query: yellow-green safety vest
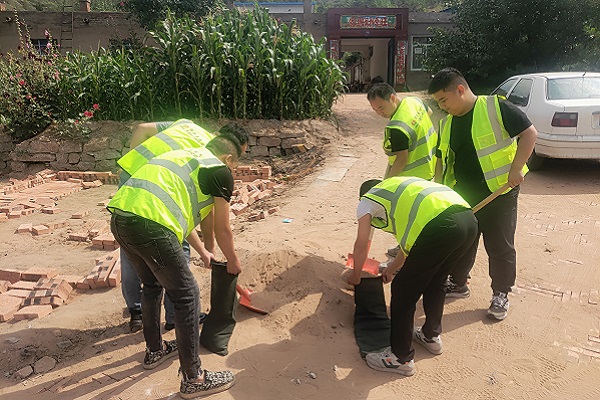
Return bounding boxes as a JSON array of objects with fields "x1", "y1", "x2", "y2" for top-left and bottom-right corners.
[
  {"x1": 363, "y1": 177, "x2": 470, "y2": 256},
  {"x1": 384, "y1": 97, "x2": 437, "y2": 180},
  {"x1": 437, "y1": 96, "x2": 528, "y2": 192},
  {"x1": 108, "y1": 147, "x2": 224, "y2": 243},
  {"x1": 117, "y1": 119, "x2": 215, "y2": 178}
]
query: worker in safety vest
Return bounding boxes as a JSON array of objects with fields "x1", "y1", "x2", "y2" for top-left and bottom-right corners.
[
  {"x1": 428, "y1": 68, "x2": 537, "y2": 320},
  {"x1": 108, "y1": 134, "x2": 243, "y2": 398},
  {"x1": 118, "y1": 120, "x2": 248, "y2": 333},
  {"x1": 367, "y1": 83, "x2": 438, "y2": 259},
  {"x1": 348, "y1": 177, "x2": 477, "y2": 376}
]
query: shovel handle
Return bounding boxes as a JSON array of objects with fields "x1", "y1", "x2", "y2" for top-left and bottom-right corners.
[{"x1": 472, "y1": 183, "x2": 512, "y2": 213}]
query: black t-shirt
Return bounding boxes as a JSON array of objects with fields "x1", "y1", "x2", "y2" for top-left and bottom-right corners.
[
  {"x1": 388, "y1": 105, "x2": 410, "y2": 152},
  {"x1": 198, "y1": 165, "x2": 234, "y2": 202},
  {"x1": 436, "y1": 99, "x2": 532, "y2": 205}
]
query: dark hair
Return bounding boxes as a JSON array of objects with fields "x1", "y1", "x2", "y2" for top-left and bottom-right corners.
[
  {"x1": 359, "y1": 179, "x2": 382, "y2": 198},
  {"x1": 428, "y1": 67, "x2": 469, "y2": 94},
  {"x1": 367, "y1": 83, "x2": 395, "y2": 101},
  {"x1": 206, "y1": 135, "x2": 242, "y2": 158},
  {"x1": 218, "y1": 122, "x2": 249, "y2": 146}
]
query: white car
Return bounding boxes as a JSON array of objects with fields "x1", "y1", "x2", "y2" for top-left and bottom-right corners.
[{"x1": 491, "y1": 72, "x2": 600, "y2": 170}]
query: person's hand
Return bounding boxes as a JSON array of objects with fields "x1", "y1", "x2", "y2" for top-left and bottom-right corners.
[
  {"x1": 227, "y1": 258, "x2": 242, "y2": 275},
  {"x1": 346, "y1": 270, "x2": 361, "y2": 286},
  {"x1": 508, "y1": 168, "x2": 525, "y2": 188},
  {"x1": 200, "y1": 250, "x2": 214, "y2": 269},
  {"x1": 381, "y1": 266, "x2": 396, "y2": 284}
]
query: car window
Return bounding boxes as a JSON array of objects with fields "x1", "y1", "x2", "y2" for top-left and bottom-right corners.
[
  {"x1": 507, "y1": 79, "x2": 533, "y2": 107},
  {"x1": 547, "y1": 77, "x2": 600, "y2": 100},
  {"x1": 491, "y1": 78, "x2": 518, "y2": 97}
]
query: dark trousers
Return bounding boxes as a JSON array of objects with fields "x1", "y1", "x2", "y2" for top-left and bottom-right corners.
[
  {"x1": 111, "y1": 214, "x2": 201, "y2": 380},
  {"x1": 390, "y1": 209, "x2": 478, "y2": 362},
  {"x1": 450, "y1": 187, "x2": 519, "y2": 294}
]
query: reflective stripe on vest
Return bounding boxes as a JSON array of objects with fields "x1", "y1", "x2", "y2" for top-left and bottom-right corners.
[
  {"x1": 438, "y1": 96, "x2": 527, "y2": 192},
  {"x1": 108, "y1": 148, "x2": 223, "y2": 242},
  {"x1": 117, "y1": 120, "x2": 215, "y2": 177},
  {"x1": 363, "y1": 177, "x2": 470, "y2": 255},
  {"x1": 384, "y1": 97, "x2": 437, "y2": 180}
]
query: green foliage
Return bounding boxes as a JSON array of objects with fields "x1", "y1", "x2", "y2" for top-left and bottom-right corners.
[
  {"x1": 4, "y1": 0, "x2": 119, "y2": 11},
  {"x1": 0, "y1": 16, "x2": 60, "y2": 140},
  {"x1": 123, "y1": 0, "x2": 225, "y2": 29},
  {"x1": 313, "y1": 0, "x2": 447, "y2": 12},
  {"x1": 426, "y1": 0, "x2": 600, "y2": 91}
]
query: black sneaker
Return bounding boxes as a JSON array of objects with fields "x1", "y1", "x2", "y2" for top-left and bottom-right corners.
[
  {"x1": 129, "y1": 312, "x2": 142, "y2": 333},
  {"x1": 445, "y1": 278, "x2": 470, "y2": 298},
  {"x1": 180, "y1": 369, "x2": 235, "y2": 399},
  {"x1": 143, "y1": 340, "x2": 178, "y2": 370},
  {"x1": 164, "y1": 322, "x2": 175, "y2": 331},
  {"x1": 487, "y1": 291, "x2": 509, "y2": 320}
]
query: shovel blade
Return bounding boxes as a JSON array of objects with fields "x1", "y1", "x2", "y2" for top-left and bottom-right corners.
[
  {"x1": 236, "y1": 285, "x2": 269, "y2": 315},
  {"x1": 346, "y1": 253, "x2": 381, "y2": 276}
]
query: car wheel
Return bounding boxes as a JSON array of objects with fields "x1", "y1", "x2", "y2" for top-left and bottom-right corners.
[{"x1": 527, "y1": 150, "x2": 545, "y2": 171}]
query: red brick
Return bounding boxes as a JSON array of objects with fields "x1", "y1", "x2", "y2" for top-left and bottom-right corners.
[
  {"x1": 108, "y1": 260, "x2": 121, "y2": 287},
  {"x1": 9, "y1": 281, "x2": 36, "y2": 291},
  {"x1": 71, "y1": 210, "x2": 89, "y2": 219},
  {"x1": 22, "y1": 296, "x2": 64, "y2": 308},
  {"x1": 13, "y1": 305, "x2": 53, "y2": 321},
  {"x1": 0, "y1": 205, "x2": 23, "y2": 213},
  {"x1": 19, "y1": 201, "x2": 42, "y2": 210},
  {"x1": 66, "y1": 178, "x2": 83, "y2": 184},
  {"x1": 258, "y1": 190, "x2": 272, "y2": 200},
  {"x1": 0, "y1": 269, "x2": 22, "y2": 283},
  {"x1": 32, "y1": 225, "x2": 50, "y2": 235},
  {"x1": 75, "y1": 278, "x2": 90, "y2": 290},
  {"x1": 35, "y1": 197, "x2": 56, "y2": 207},
  {"x1": 0, "y1": 214, "x2": 7, "y2": 221},
  {"x1": 55, "y1": 275, "x2": 83, "y2": 288},
  {"x1": 230, "y1": 203, "x2": 248, "y2": 216},
  {"x1": 5, "y1": 289, "x2": 32, "y2": 299},
  {"x1": 21, "y1": 268, "x2": 58, "y2": 281},
  {"x1": 0, "y1": 294, "x2": 23, "y2": 322},
  {"x1": 8, "y1": 211, "x2": 21, "y2": 219},
  {"x1": 42, "y1": 207, "x2": 61, "y2": 214},
  {"x1": 16, "y1": 223, "x2": 33, "y2": 234},
  {"x1": 21, "y1": 208, "x2": 34, "y2": 216},
  {"x1": 268, "y1": 206, "x2": 280, "y2": 215},
  {"x1": 0, "y1": 280, "x2": 10, "y2": 293},
  {"x1": 33, "y1": 279, "x2": 73, "y2": 299}
]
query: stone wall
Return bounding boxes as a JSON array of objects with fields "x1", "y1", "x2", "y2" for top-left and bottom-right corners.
[{"x1": 1, "y1": 119, "x2": 337, "y2": 177}]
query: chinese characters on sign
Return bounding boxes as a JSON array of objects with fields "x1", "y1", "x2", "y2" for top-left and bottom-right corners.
[
  {"x1": 329, "y1": 39, "x2": 340, "y2": 60},
  {"x1": 396, "y1": 40, "x2": 407, "y2": 84},
  {"x1": 340, "y1": 15, "x2": 397, "y2": 30}
]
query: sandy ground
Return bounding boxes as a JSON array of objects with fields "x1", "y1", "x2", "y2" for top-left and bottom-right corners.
[{"x1": 1, "y1": 93, "x2": 600, "y2": 400}]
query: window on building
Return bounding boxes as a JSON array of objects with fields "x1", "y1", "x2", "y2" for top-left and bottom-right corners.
[
  {"x1": 31, "y1": 38, "x2": 57, "y2": 55},
  {"x1": 411, "y1": 36, "x2": 433, "y2": 71}
]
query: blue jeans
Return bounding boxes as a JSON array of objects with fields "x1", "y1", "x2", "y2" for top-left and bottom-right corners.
[
  {"x1": 121, "y1": 241, "x2": 190, "y2": 324},
  {"x1": 111, "y1": 214, "x2": 201, "y2": 379}
]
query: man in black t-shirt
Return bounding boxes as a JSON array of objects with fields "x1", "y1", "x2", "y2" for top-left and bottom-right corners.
[{"x1": 428, "y1": 68, "x2": 537, "y2": 321}]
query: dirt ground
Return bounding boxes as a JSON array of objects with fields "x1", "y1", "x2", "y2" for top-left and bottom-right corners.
[{"x1": 1, "y1": 93, "x2": 600, "y2": 400}]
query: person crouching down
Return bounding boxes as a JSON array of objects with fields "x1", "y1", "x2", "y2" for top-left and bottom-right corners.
[
  {"x1": 107, "y1": 134, "x2": 243, "y2": 398},
  {"x1": 347, "y1": 177, "x2": 478, "y2": 376}
]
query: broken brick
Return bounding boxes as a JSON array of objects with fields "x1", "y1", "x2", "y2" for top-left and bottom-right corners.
[
  {"x1": 0, "y1": 294, "x2": 23, "y2": 322},
  {"x1": 13, "y1": 305, "x2": 53, "y2": 321},
  {"x1": 21, "y1": 267, "x2": 58, "y2": 281},
  {"x1": 71, "y1": 210, "x2": 89, "y2": 219},
  {"x1": 32, "y1": 225, "x2": 50, "y2": 235},
  {"x1": 16, "y1": 223, "x2": 33, "y2": 234}
]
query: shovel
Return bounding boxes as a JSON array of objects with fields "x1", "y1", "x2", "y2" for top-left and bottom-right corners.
[
  {"x1": 345, "y1": 227, "x2": 382, "y2": 276},
  {"x1": 236, "y1": 285, "x2": 269, "y2": 315},
  {"x1": 472, "y1": 183, "x2": 512, "y2": 213}
]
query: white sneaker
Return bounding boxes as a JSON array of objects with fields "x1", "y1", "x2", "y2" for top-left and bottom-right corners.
[
  {"x1": 413, "y1": 326, "x2": 443, "y2": 355},
  {"x1": 365, "y1": 347, "x2": 415, "y2": 376}
]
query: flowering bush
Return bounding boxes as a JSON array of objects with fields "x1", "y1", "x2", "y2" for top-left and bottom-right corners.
[
  {"x1": 0, "y1": 15, "x2": 61, "y2": 141},
  {"x1": 55, "y1": 104, "x2": 100, "y2": 141}
]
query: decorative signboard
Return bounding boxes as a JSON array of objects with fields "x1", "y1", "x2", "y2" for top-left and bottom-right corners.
[{"x1": 340, "y1": 15, "x2": 397, "y2": 29}]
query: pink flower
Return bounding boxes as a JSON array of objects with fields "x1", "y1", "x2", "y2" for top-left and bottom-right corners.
[
  {"x1": 18, "y1": 80, "x2": 25, "y2": 86},
  {"x1": 120, "y1": 2, "x2": 125, "y2": 6},
  {"x1": 26, "y1": 94, "x2": 31, "y2": 99},
  {"x1": 92, "y1": 103, "x2": 100, "y2": 110},
  {"x1": 46, "y1": 42, "x2": 52, "y2": 49},
  {"x1": 45, "y1": 30, "x2": 50, "y2": 39},
  {"x1": 74, "y1": 120, "x2": 79, "y2": 125},
  {"x1": 84, "y1": 110, "x2": 93, "y2": 118}
]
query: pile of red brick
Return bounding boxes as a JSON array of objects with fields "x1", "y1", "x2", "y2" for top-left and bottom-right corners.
[
  {"x1": 76, "y1": 249, "x2": 121, "y2": 290},
  {"x1": 66, "y1": 218, "x2": 119, "y2": 250},
  {"x1": 0, "y1": 268, "x2": 75, "y2": 322},
  {"x1": 229, "y1": 165, "x2": 280, "y2": 219},
  {"x1": 56, "y1": 170, "x2": 119, "y2": 185}
]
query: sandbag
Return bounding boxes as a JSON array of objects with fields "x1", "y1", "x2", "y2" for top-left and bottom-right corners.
[
  {"x1": 354, "y1": 276, "x2": 391, "y2": 358},
  {"x1": 200, "y1": 260, "x2": 238, "y2": 356}
]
